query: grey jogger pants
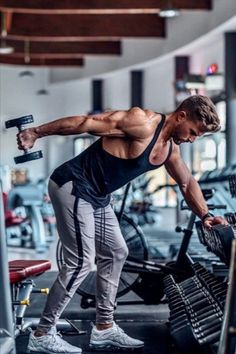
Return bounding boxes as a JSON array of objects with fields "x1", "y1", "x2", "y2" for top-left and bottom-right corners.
[{"x1": 38, "y1": 180, "x2": 128, "y2": 331}]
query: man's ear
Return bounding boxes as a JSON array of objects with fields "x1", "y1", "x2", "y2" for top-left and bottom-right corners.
[{"x1": 177, "y1": 110, "x2": 187, "y2": 122}]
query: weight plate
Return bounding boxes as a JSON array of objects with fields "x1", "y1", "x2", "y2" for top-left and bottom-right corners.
[
  {"x1": 14, "y1": 150, "x2": 43, "y2": 164},
  {"x1": 5, "y1": 115, "x2": 34, "y2": 129}
]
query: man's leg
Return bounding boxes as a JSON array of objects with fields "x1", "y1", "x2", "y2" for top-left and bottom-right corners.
[
  {"x1": 89, "y1": 204, "x2": 144, "y2": 350},
  {"x1": 28, "y1": 180, "x2": 96, "y2": 353}
]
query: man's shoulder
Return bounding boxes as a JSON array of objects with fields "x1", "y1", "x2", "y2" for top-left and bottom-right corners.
[{"x1": 128, "y1": 107, "x2": 159, "y2": 121}]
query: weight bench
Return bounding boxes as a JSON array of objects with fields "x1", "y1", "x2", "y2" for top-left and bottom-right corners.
[
  {"x1": 9, "y1": 260, "x2": 51, "y2": 334},
  {"x1": 9, "y1": 260, "x2": 51, "y2": 283},
  {"x1": 9, "y1": 259, "x2": 85, "y2": 336}
]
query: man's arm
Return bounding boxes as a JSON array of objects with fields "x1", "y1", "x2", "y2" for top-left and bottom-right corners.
[
  {"x1": 17, "y1": 108, "x2": 154, "y2": 151},
  {"x1": 164, "y1": 143, "x2": 228, "y2": 227}
]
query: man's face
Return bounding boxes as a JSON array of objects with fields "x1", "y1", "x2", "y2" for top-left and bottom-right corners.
[{"x1": 172, "y1": 114, "x2": 205, "y2": 145}]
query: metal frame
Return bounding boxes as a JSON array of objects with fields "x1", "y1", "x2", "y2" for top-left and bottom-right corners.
[
  {"x1": 0, "y1": 181, "x2": 16, "y2": 354},
  {"x1": 218, "y1": 239, "x2": 236, "y2": 354}
]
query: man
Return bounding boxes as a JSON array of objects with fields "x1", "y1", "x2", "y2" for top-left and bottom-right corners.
[{"x1": 17, "y1": 95, "x2": 227, "y2": 353}]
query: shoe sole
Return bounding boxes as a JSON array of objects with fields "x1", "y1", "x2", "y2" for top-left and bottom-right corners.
[
  {"x1": 27, "y1": 347, "x2": 82, "y2": 354},
  {"x1": 89, "y1": 343, "x2": 144, "y2": 351}
]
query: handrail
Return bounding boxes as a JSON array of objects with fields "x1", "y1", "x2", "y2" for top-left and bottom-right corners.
[{"x1": 217, "y1": 239, "x2": 236, "y2": 354}]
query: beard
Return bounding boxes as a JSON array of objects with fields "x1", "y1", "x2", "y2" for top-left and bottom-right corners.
[
  {"x1": 173, "y1": 138, "x2": 181, "y2": 145},
  {"x1": 172, "y1": 131, "x2": 182, "y2": 145},
  {"x1": 172, "y1": 126, "x2": 187, "y2": 145}
]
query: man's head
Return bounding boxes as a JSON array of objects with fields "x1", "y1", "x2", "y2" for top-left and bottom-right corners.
[
  {"x1": 175, "y1": 95, "x2": 221, "y2": 132},
  {"x1": 171, "y1": 95, "x2": 221, "y2": 145}
]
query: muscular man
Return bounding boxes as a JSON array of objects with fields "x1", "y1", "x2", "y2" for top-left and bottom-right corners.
[{"x1": 18, "y1": 95, "x2": 227, "y2": 353}]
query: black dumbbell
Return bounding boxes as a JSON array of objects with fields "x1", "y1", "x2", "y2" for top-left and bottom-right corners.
[{"x1": 5, "y1": 115, "x2": 43, "y2": 164}]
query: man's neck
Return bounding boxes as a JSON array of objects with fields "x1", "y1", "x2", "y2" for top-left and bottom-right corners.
[{"x1": 160, "y1": 113, "x2": 175, "y2": 143}]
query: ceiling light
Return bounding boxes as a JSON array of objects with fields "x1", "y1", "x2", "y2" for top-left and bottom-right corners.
[
  {"x1": 0, "y1": 12, "x2": 14, "y2": 54},
  {"x1": 159, "y1": 0, "x2": 180, "y2": 18},
  {"x1": 0, "y1": 43, "x2": 14, "y2": 54},
  {"x1": 18, "y1": 40, "x2": 34, "y2": 77},
  {"x1": 159, "y1": 7, "x2": 180, "y2": 18}
]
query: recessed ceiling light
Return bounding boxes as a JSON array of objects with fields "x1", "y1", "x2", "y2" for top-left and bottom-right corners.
[
  {"x1": 0, "y1": 44, "x2": 14, "y2": 54},
  {"x1": 159, "y1": 8, "x2": 180, "y2": 18}
]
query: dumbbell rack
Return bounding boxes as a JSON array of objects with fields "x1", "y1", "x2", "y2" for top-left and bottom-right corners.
[{"x1": 164, "y1": 221, "x2": 236, "y2": 353}]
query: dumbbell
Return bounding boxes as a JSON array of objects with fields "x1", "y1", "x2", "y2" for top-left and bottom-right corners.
[
  {"x1": 229, "y1": 174, "x2": 236, "y2": 198},
  {"x1": 5, "y1": 115, "x2": 43, "y2": 164}
]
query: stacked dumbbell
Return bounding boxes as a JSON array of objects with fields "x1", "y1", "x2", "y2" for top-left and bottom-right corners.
[
  {"x1": 164, "y1": 275, "x2": 200, "y2": 353},
  {"x1": 224, "y1": 212, "x2": 236, "y2": 227},
  {"x1": 229, "y1": 174, "x2": 236, "y2": 198},
  {"x1": 195, "y1": 221, "x2": 235, "y2": 266},
  {"x1": 5, "y1": 115, "x2": 43, "y2": 164},
  {"x1": 192, "y1": 263, "x2": 228, "y2": 307},
  {"x1": 164, "y1": 269, "x2": 227, "y2": 353}
]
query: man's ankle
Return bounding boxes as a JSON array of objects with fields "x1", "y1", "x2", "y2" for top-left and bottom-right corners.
[
  {"x1": 96, "y1": 323, "x2": 113, "y2": 331},
  {"x1": 34, "y1": 329, "x2": 48, "y2": 337}
]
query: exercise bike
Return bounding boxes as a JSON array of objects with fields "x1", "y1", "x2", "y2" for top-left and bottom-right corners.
[{"x1": 56, "y1": 183, "x2": 226, "y2": 307}]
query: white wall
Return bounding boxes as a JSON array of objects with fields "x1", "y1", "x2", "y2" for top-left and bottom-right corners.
[
  {"x1": 104, "y1": 71, "x2": 130, "y2": 110},
  {"x1": 46, "y1": 79, "x2": 91, "y2": 173},
  {"x1": 144, "y1": 58, "x2": 175, "y2": 112}
]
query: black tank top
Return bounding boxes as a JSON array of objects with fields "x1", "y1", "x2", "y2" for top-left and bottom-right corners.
[{"x1": 51, "y1": 114, "x2": 172, "y2": 208}]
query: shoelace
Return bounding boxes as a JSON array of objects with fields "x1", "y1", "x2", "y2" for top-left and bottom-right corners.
[
  {"x1": 113, "y1": 325, "x2": 127, "y2": 339},
  {"x1": 47, "y1": 332, "x2": 65, "y2": 350}
]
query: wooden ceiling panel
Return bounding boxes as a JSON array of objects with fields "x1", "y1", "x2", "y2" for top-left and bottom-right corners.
[
  {"x1": 0, "y1": 56, "x2": 84, "y2": 66},
  {"x1": 0, "y1": 1, "x2": 213, "y2": 66},
  {"x1": 4, "y1": 14, "x2": 165, "y2": 40},
  {"x1": 0, "y1": 0, "x2": 212, "y2": 14},
  {"x1": 3, "y1": 40, "x2": 121, "y2": 55}
]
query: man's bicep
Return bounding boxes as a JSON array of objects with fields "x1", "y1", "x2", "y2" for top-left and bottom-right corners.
[{"x1": 165, "y1": 146, "x2": 191, "y2": 186}]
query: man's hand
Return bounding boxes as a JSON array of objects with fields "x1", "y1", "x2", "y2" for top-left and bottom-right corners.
[
  {"x1": 17, "y1": 128, "x2": 38, "y2": 150},
  {"x1": 203, "y1": 215, "x2": 229, "y2": 229}
]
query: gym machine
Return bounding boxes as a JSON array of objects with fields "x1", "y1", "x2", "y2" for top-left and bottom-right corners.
[
  {"x1": 199, "y1": 165, "x2": 236, "y2": 213},
  {"x1": 7, "y1": 184, "x2": 47, "y2": 252}
]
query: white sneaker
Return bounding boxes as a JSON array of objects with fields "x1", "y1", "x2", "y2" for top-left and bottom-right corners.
[
  {"x1": 89, "y1": 322, "x2": 144, "y2": 351},
  {"x1": 27, "y1": 328, "x2": 82, "y2": 353}
]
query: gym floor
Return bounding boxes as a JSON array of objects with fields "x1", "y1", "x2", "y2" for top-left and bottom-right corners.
[{"x1": 16, "y1": 271, "x2": 173, "y2": 354}]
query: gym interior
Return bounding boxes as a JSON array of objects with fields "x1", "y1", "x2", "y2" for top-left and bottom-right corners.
[{"x1": 0, "y1": 1, "x2": 236, "y2": 353}]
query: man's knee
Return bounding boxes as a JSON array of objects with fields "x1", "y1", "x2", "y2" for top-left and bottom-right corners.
[
  {"x1": 114, "y1": 243, "x2": 129, "y2": 262},
  {"x1": 83, "y1": 257, "x2": 96, "y2": 272},
  {"x1": 62, "y1": 256, "x2": 95, "y2": 274}
]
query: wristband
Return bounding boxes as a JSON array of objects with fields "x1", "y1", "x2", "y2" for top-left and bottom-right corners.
[{"x1": 201, "y1": 212, "x2": 214, "y2": 223}]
